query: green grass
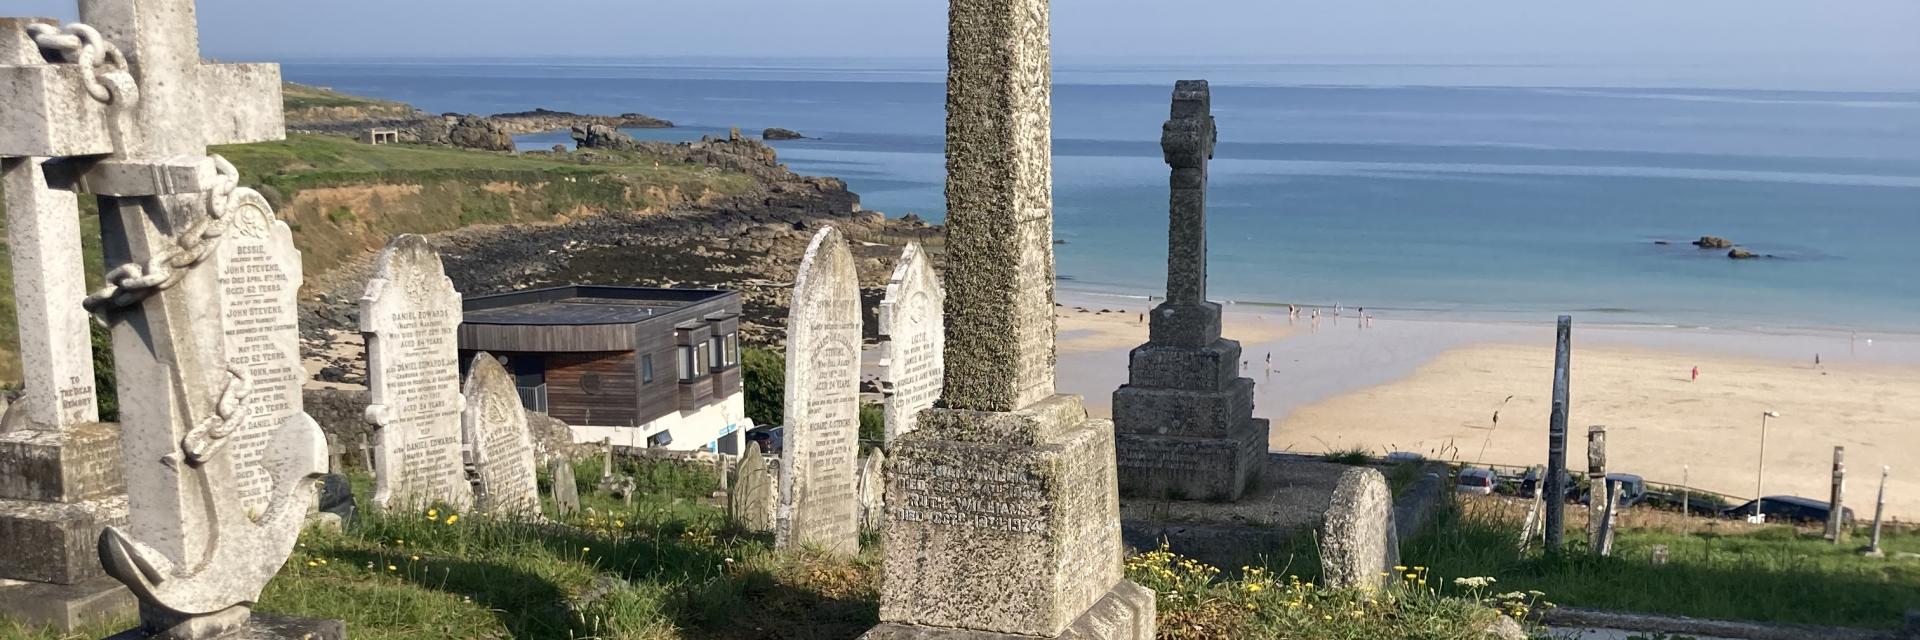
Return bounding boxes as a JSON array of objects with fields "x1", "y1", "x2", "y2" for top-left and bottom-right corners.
[
  {"x1": 1402, "y1": 497, "x2": 1920, "y2": 630},
  {"x1": 1322, "y1": 447, "x2": 1373, "y2": 466}
]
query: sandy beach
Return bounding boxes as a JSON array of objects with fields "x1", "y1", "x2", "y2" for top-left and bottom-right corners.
[{"x1": 1056, "y1": 293, "x2": 1920, "y2": 519}]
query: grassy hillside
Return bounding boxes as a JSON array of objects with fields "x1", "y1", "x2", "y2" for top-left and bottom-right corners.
[{"x1": 0, "y1": 129, "x2": 758, "y2": 384}]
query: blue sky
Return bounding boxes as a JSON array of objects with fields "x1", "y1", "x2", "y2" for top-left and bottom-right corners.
[{"x1": 12, "y1": 0, "x2": 1917, "y2": 67}]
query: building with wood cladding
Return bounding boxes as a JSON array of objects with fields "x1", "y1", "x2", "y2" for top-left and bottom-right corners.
[{"x1": 458, "y1": 286, "x2": 749, "y2": 454}]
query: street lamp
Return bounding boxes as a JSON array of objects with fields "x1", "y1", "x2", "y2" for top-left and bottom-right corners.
[{"x1": 1754, "y1": 411, "x2": 1781, "y2": 521}]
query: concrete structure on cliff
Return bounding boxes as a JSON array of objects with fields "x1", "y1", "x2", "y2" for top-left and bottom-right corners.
[
  {"x1": 862, "y1": 0, "x2": 1155, "y2": 636},
  {"x1": 1111, "y1": 80, "x2": 1270, "y2": 503}
]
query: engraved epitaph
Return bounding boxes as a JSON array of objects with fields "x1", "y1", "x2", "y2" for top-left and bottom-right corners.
[
  {"x1": 215, "y1": 192, "x2": 306, "y2": 516},
  {"x1": 776, "y1": 227, "x2": 861, "y2": 555},
  {"x1": 1111, "y1": 81, "x2": 1268, "y2": 502},
  {"x1": 877, "y1": 242, "x2": 944, "y2": 442},
  {"x1": 462, "y1": 354, "x2": 540, "y2": 517},
  {"x1": 362, "y1": 235, "x2": 472, "y2": 510},
  {"x1": 865, "y1": 0, "x2": 1154, "y2": 636}
]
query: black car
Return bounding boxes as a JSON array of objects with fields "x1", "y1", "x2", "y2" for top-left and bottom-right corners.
[
  {"x1": 1519, "y1": 466, "x2": 1581, "y2": 500},
  {"x1": 1722, "y1": 495, "x2": 1854, "y2": 525}
]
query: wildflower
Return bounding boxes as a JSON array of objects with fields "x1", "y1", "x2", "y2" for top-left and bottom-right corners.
[
  {"x1": 307, "y1": 561, "x2": 318, "y2": 567},
  {"x1": 317, "y1": 559, "x2": 328, "y2": 566},
  {"x1": 581, "y1": 546, "x2": 591, "y2": 553},
  {"x1": 395, "y1": 539, "x2": 405, "y2": 546},
  {"x1": 1453, "y1": 576, "x2": 1495, "y2": 588},
  {"x1": 428, "y1": 508, "x2": 439, "y2": 518},
  {"x1": 1527, "y1": 590, "x2": 1545, "y2": 597},
  {"x1": 724, "y1": 557, "x2": 735, "y2": 564},
  {"x1": 386, "y1": 565, "x2": 397, "y2": 572},
  {"x1": 1244, "y1": 583, "x2": 1263, "y2": 593},
  {"x1": 410, "y1": 555, "x2": 421, "y2": 562},
  {"x1": 446, "y1": 514, "x2": 458, "y2": 524},
  {"x1": 1393, "y1": 565, "x2": 1408, "y2": 572}
]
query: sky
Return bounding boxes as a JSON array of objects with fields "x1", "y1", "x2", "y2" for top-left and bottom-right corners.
[{"x1": 11, "y1": 0, "x2": 1917, "y2": 70}]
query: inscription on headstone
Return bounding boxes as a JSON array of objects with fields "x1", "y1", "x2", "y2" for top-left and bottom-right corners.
[
  {"x1": 878, "y1": 242, "x2": 944, "y2": 442},
  {"x1": 463, "y1": 353, "x2": 540, "y2": 516},
  {"x1": 776, "y1": 227, "x2": 862, "y2": 555},
  {"x1": 215, "y1": 191, "x2": 306, "y2": 515},
  {"x1": 361, "y1": 234, "x2": 471, "y2": 510}
]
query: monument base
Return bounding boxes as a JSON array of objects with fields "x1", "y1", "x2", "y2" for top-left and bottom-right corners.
[
  {"x1": 0, "y1": 575, "x2": 136, "y2": 632},
  {"x1": 1114, "y1": 418, "x2": 1267, "y2": 502},
  {"x1": 105, "y1": 612, "x2": 347, "y2": 640},
  {"x1": 0, "y1": 495, "x2": 129, "y2": 583},
  {"x1": 1120, "y1": 454, "x2": 1416, "y2": 580},
  {"x1": 862, "y1": 580, "x2": 1155, "y2": 640}
]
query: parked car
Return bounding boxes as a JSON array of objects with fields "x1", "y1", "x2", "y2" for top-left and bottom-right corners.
[
  {"x1": 1580, "y1": 473, "x2": 1648, "y2": 508},
  {"x1": 1722, "y1": 495, "x2": 1854, "y2": 525},
  {"x1": 1385, "y1": 451, "x2": 1425, "y2": 464},
  {"x1": 745, "y1": 426, "x2": 784, "y2": 454},
  {"x1": 1518, "y1": 466, "x2": 1580, "y2": 501},
  {"x1": 1455, "y1": 468, "x2": 1496, "y2": 495}
]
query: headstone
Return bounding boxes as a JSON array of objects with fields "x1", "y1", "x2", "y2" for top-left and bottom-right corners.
[
  {"x1": 1111, "y1": 80, "x2": 1268, "y2": 502},
  {"x1": 462, "y1": 354, "x2": 540, "y2": 517},
  {"x1": 1587, "y1": 426, "x2": 1608, "y2": 554},
  {"x1": 361, "y1": 234, "x2": 472, "y2": 510},
  {"x1": 315, "y1": 474, "x2": 356, "y2": 529},
  {"x1": 1649, "y1": 544, "x2": 1669, "y2": 566},
  {"x1": 548, "y1": 458, "x2": 580, "y2": 518},
  {"x1": 5, "y1": 2, "x2": 337, "y2": 635},
  {"x1": 728, "y1": 446, "x2": 775, "y2": 532},
  {"x1": 1545, "y1": 316, "x2": 1573, "y2": 554},
  {"x1": 1319, "y1": 467, "x2": 1397, "y2": 592},
  {"x1": 877, "y1": 242, "x2": 944, "y2": 442},
  {"x1": 776, "y1": 226, "x2": 862, "y2": 555},
  {"x1": 864, "y1": 0, "x2": 1155, "y2": 635},
  {"x1": 856, "y1": 447, "x2": 887, "y2": 530},
  {"x1": 356, "y1": 433, "x2": 374, "y2": 471}
]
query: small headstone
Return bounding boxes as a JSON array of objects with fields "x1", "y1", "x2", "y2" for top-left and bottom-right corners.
[
  {"x1": 1319, "y1": 467, "x2": 1398, "y2": 592},
  {"x1": 327, "y1": 442, "x2": 344, "y2": 474},
  {"x1": 315, "y1": 474, "x2": 357, "y2": 528},
  {"x1": 729, "y1": 447, "x2": 775, "y2": 532},
  {"x1": 857, "y1": 447, "x2": 887, "y2": 530},
  {"x1": 548, "y1": 459, "x2": 580, "y2": 518},
  {"x1": 361, "y1": 235, "x2": 472, "y2": 510},
  {"x1": 462, "y1": 354, "x2": 540, "y2": 517},
  {"x1": 877, "y1": 242, "x2": 945, "y2": 442},
  {"x1": 356, "y1": 433, "x2": 374, "y2": 471},
  {"x1": 1650, "y1": 544, "x2": 1670, "y2": 566},
  {"x1": 776, "y1": 227, "x2": 862, "y2": 555}
]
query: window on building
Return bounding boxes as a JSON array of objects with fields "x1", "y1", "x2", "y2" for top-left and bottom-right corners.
[
  {"x1": 641, "y1": 354, "x2": 654, "y2": 384},
  {"x1": 678, "y1": 345, "x2": 696, "y2": 381},
  {"x1": 725, "y1": 333, "x2": 739, "y2": 366},
  {"x1": 709, "y1": 336, "x2": 724, "y2": 369}
]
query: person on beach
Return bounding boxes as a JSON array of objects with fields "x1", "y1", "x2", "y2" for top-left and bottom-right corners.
[
  {"x1": 1691, "y1": 366, "x2": 1699, "y2": 382},
  {"x1": 1814, "y1": 353, "x2": 1822, "y2": 368}
]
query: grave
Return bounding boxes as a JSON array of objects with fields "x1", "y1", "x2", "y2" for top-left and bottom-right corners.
[
  {"x1": 462, "y1": 354, "x2": 540, "y2": 517},
  {"x1": 548, "y1": 458, "x2": 580, "y2": 518},
  {"x1": 862, "y1": 0, "x2": 1155, "y2": 635},
  {"x1": 877, "y1": 242, "x2": 944, "y2": 442},
  {"x1": 361, "y1": 234, "x2": 472, "y2": 511},
  {"x1": 0, "y1": 16, "x2": 135, "y2": 631},
  {"x1": 727, "y1": 446, "x2": 775, "y2": 532},
  {"x1": 856, "y1": 447, "x2": 886, "y2": 530},
  {"x1": 1111, "y1": 80, "x2": 1268, "y2": 503},
  {"x1": 0, "y1": 1, "x2": 339, "y2": 635},
  {"x1": 775, "y1": 227, "x2": 862, "y2": 555}
]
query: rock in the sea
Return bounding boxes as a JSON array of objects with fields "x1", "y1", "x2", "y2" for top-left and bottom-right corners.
[
  {"x1": 1728, "y1": 247, "x2": 1758, "y2": 259},
  {"x1": 763, "y1": 127, "x2": 805, "y2": 140},
  {"x1": 1694, "y1": 236, "x2": 1734, "y2": 249},
  {"x1": 571, "y1": 123, "x2": 639, "y2": 151},
  {"x1": 1653, "y1": 240, "x2": 1671, "y2": 245},
  {"x1": 447, "y1": 115, "x2": 515, "y2": 152}
]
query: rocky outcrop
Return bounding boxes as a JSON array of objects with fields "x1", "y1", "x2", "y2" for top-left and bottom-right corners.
[
  {"x1": 1729, "y1": 247, "x2": 1758, "y2": 259},
  {"x1": 570, "y1": 123, "x2": 640, "y2": 151},
  {"x1": 490, "y1": 108, "x2": 673, "y2": 135},
  {"x1": 1694, "y1": 236, "x2": 1734, "y2": 249},
  {"x1": 763, "y1": 127, "x2": 805, "y2": 140},
  {"x1": 447, "y1": 115, "x2": 516, "y2": 152}
]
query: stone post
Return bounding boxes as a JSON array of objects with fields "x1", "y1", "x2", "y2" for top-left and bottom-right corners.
[
  {"x1": 1544, "y1": 315, "x2": 1572, "y2": 554},
  {"x1": 864, "y1": 0, "x2": 1154, "y2": 636},
  {"x1": 1869, "y1": 466, "x2": 1888, "y2": 556},
  {"x1": 1586, "y1": 425, "x2": 1607, "y2": 554},
  {"x1": 1110, "y1": 81, "x2": 1267, "y2": 502},
  {"x1": 1826, "y1": 446, "x2": 1845, "y2": 543}
]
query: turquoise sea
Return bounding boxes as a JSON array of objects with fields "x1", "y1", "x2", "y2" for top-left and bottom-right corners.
[{"x1": 282, "y1": 58, "x2": 1920, "y2": 334}]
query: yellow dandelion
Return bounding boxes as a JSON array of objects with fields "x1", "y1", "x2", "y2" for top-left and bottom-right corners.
[
  {"x1": 307, "y1": 561, "x2": 318, "y2": 567},
  {"x1": 445, "y1": 514, "x2": 458, "y2": 524},
  {"x1": 581, "y1": 546, "x2": 591, "y2": 553},
  {"x1": 410, "y1": 555, "x2": 420, "y2": 561},
  {"x1": 386, "y1": 565, "x2": 397, "y2": 572},
  {"x1": 1393, "y1": 565, "x2": 1407, "y2": 572}
]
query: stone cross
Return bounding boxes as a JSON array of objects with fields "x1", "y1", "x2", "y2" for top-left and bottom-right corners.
[
  {"x1": 1, "y1": 1, "x2": 324, "y2": 636},
  {"x1": 1160, "y1": 80, "x2": 1216, "y2": 308},
  {"x1": 1, "y1": 19, "x2": 96, "y2": 430}
]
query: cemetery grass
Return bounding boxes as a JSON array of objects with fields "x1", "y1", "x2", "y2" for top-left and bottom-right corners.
[{"x1": 1403, "y1": 495, "x2": 1920, "y2": 630}]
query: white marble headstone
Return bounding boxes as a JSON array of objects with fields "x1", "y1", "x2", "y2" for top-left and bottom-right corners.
[
  {"x1": 462, "y1": 353, "x2": 540, "y2": 517},
  {"x1": 776, "y1": 226, "x2": 862, "y2": 555},
  {"x1": 877, "y1": 242, "x2": 944, "y2": 442},
  {"x1": 215, "y1": 190, "x2": 307, "y2": 516},
  {"x1": 361, "y1": 235, "x2": 472, "y2": 510}
]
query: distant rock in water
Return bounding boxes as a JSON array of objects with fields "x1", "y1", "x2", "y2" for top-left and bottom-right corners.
[
  {"x1": 1652, "y1": 240, "x2": 1671, "y2": 246},
  {"x1": 1693, "y1": 236, "x2": 1734, "y2": 249},
  {"x1": 571, "y1": 123, "x2": 640, "y2": 151},
  {"x1": 490, "y1": 108, "x2": 673, "y2": 135},
  {"x1": 1728, "y1": 247, "x2": 1758, "y2": 259},
  {"x1": 763, "y1": 127, "x2": 806, "y2": 141}
]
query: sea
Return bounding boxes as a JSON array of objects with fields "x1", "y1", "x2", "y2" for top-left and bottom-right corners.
[{"x1": 281, "y1": 57, "x2": 1920, "y2": 335}]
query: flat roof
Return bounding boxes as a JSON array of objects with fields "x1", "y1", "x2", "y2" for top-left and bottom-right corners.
[{"x1": 463, "y1": 286, "x2": 736, "y2": 327}]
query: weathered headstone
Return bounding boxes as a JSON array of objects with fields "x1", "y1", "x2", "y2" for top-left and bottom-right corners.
[
  {"x1": 1587, "y1": 425, "x2": 1608, "y2": 555},
  {"x1": 856, "y1": 447, "x2": 886, "y2": 530},
  {"x1": 361, "y1": 234, "x2": 472, "y2": 510},
  {"x1": 776, "y1": 226, "x2": 862, "y2": 555},
  {"x1": 315, "y1": 474, "x2": 357, "y2": 529},
  {"x1": 2, "y1": 2, "x2": 337, "y2": 635},
  {"x1": 865, "y1": 0, "x2": 1155, "y2": 636},
  {"x1": 1111, "y1": 80, "x2": 1268, "y2": 502},
  {"x1": 1545, "y1": 315, "x2": 1573, "y2": 554},
  {"x1": 462, "y1": 353, "x2": 540, "y2": 517},
  {"x1": 1320, "y1": 467, "x2": 1397, "y2": 592},
  {"x1": 877, "y1": 242, "x2": 944, "y2": 442},
  {"x1": 548, "y1": 458, "x2": 580, "y2": 518},
  {"x1": 216, "y1": 180, "x2": 310, "y2": 518},
  {"x1": 729, "y1": 446, "x2": 775, "y2": 532}
]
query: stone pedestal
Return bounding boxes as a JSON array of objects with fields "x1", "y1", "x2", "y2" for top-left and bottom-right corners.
[
  {"x1": 0, "y1": 576, "x2": 138, "y2": 631},
  {"x1": 869, "y1": 396, "x2": 1153, "y2": 640},
  {"x1": 1112, "y1": 303, "x2": 1268, "y2": 502},
  {"x1": 0, "y1": 423, "x2": 136, "y2": 629},
  {"x1": 105, "y1": 611, "x2": 347, "y2": 640}
]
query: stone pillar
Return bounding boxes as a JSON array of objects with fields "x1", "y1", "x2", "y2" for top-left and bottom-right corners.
[
  {"x1": 1826, "y1": 446, "x2": 1845, "y2": 543},
  {"x1": 1586, "y1": 425, "x2": 1607, "y2": 554},
  {"x1": 1544, "y1": 316, "x2": 1572, "y2": 554},
  {"x1": 865, "y1": 0, "x2": 1154, "y2": 637},
  {"x1": 1110, "y1": 81, "x2": 1267, "y2": 502}
]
